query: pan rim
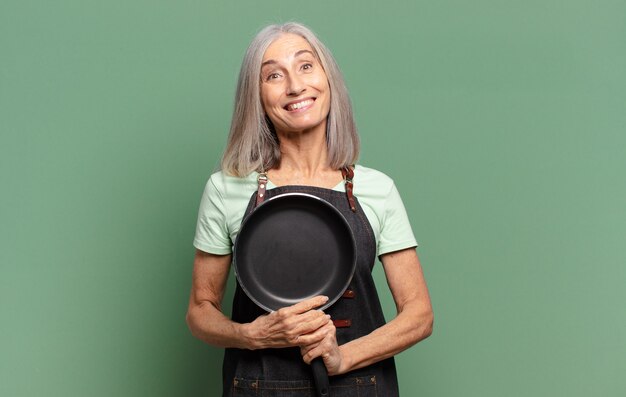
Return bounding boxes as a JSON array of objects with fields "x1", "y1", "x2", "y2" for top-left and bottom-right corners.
[{"x1": 233, "y1": 192, "x2": 357, "y2": 312}]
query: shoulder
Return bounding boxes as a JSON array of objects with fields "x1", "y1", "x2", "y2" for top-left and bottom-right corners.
[
  {"x1": 197, "y1": 170, "x2": 259, "y2": 243},
  {"x1": 351, "y1": 164, "x2": 397, "y2": 225},
  {"x1": 352, "y1": 164, "x2": 395, "y2": 196},
  {"x1": 205, "y1": 170, "x2": 258, "y2": 200}
]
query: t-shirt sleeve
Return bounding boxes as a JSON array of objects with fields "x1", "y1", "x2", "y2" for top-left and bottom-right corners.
[
  {"x1": 377, "y1": 182, "x2": 418, "y2": 256},
  {"x1": 193, "y1": 176, "x2": 233, "y2": 255}
]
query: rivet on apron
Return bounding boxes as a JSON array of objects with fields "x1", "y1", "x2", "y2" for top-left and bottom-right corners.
[
  {"x1": 341, "y1": 166, "x2": 357, "y2": 212},
  {"x1": 256, "y1": 173, "x2": 268, "y2": 206}
]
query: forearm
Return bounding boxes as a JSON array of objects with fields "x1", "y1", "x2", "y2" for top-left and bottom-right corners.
[
  {"x1": 333, "y1": 248, "x2": 434, "y2": 374},
  {"x1": 336, "y1": 300, "x2": 433, "y2": 374},
  {"x1": 187, "y1": 251, "x2": 255, "y2": 349},
  {"x1": 187, "y1": 294, "x2": 332, "y2": 351},
  {"x1": 186, "y1": 301, "x2": 252, "y2": 349}
]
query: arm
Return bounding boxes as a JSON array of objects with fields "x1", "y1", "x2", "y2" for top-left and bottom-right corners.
[
  {"x1": 300, "y1": 247, "x2": 433, "y2": 375},
  {"x1": 186, "y1": 249, "x2": 332, "y2": 350}
]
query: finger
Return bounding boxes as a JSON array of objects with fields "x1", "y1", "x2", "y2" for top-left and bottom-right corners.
[
  {"x1": 294, "y1": 319, "x2": 334, "y2": 346},
  {"x1": 298, "y1": 322, "x2": 332, "y2": 351},
  {"x1": 262, "y1": 311, "x2": 330, "y2": 347},
  {"x1": 300, "y1": 343, "x2": 317, "y2": 359},
  {"x1": 267, "y1": 307, "x2": 327, "y2": 332},
  {"x1": 290, "y1": 312, "x2": 331, "y2": 334},
  {"x1": 278, "y1": 295, "x2": 329, "y2": 316},
  {"x1": 285, "y1": 316, "x2": 330, "y2": 346},
  {"x1": 295, "y1": 329, "x2": 325, "y2": 347},
  {"x1": 301, "y1": 341, "x2": 328, "y2": 364}
]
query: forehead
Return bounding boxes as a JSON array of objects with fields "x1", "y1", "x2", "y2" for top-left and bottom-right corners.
[{"x1": 262, "y1": 33, "x2": 315, "y2": 62}]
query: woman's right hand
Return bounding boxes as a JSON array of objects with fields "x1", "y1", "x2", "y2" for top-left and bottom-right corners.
[{"x1": 241, "y1": 295, "x2": 331, "y2": 350}]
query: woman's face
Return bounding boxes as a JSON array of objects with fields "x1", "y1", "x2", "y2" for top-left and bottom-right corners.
[{"x1": 260, "y1": 34, "x2": 331, "y2": 135}]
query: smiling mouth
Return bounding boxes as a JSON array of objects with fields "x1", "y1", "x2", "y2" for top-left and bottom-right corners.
[{"x1": 284, "y1": 98, "x2": 315, "y2": 111}]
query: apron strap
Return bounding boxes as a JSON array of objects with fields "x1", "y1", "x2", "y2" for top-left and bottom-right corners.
[
  {"x1": 341, "y1": 166, "x2": 357, "y2": 212},
  {"x1": 256, "y1": 173, "x2": 268, "y2": 207}
]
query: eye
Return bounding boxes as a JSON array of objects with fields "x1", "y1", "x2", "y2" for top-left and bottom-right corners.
[
  {"x1": 301, "y1": 63, "x2": 313, "y2": 71},
  {"x1": 265, "y1": 72, "x2": 281, "y2": 81}
]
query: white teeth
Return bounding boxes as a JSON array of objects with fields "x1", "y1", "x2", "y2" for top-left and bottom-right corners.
[{"x1": 287, "y1": 99, "x2": 313, "y2": 111}]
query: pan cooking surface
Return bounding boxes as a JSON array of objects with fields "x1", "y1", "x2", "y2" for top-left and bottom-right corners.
[{"x1": 234, "y1": 193, "x2": 356, "y2": 312}]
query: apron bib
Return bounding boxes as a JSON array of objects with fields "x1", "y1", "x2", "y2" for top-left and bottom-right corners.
[{"x1": 222, "y1": 169, "x2": 399, "y2": 397}]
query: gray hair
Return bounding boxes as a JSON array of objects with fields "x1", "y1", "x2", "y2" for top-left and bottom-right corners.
[{"x1": 221, "y1": 22, "x2": 359, "y2": 177}]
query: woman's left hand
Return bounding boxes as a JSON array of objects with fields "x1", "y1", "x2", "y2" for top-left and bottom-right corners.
[{"x1": 299, "y1": 319, "x2": 346, "y2": 376}]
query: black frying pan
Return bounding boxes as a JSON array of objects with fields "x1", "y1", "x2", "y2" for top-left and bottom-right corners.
[{"x1": 234, "y1": 192, "x2": 357, "y2": 397}]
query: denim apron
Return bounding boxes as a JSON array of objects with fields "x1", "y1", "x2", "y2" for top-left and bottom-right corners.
[{"x1": 223, "y1": 169, "x2": 399, "y2": 397}]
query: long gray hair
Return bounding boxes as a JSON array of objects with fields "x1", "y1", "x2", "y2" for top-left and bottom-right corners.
[{"x1": 220, "y1": 22, "x2": 359, "y2": 177}]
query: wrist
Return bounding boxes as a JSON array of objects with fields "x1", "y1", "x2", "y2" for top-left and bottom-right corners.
[
  {"x1": 336, "y1": 345, "x2": 353, "y2": 375},
  {"x1": 235, "y1": 322, "x2": 257, "y2": 350}
]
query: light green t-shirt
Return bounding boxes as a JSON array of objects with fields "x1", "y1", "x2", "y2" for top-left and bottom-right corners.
[{"x1": 193, "y1": 165, "x2": 417, "y2": 257}]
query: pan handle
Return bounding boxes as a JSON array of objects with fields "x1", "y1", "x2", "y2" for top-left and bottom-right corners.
[{"x1": 311, "y1": 357, "x2": 329, "y2": 396}]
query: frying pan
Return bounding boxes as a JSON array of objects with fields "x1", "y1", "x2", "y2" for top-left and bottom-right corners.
[{"x1": 233, "y1": 192, "x2": 357, "y2": 397}]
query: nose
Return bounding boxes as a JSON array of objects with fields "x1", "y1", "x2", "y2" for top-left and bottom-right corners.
[{"x1": 286, "y1": 74, "x2": 305, "y2": 96}]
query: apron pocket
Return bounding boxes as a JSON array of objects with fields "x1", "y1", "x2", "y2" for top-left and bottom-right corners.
[
  {"x1": 330, "y1": 375, "x2": 378, "y2": 397},
  {"x1": 232, "y1": 375, "x2": 377, "y2": 397},
  {"x1": 232, "y1": 378, "x2": 312, "y2": 397}
]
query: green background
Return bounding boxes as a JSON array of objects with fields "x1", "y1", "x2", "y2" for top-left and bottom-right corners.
[{"x1": 1, "y1": 0, "x2": 625, "y2": 396}]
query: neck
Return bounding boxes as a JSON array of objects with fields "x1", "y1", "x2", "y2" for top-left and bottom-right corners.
[
  {"x1": 268, "y1": 121, "x2": 344, "y2": 188},
  {"x1": 273, "y1": 122, "x2": 331, "y2": 177}
]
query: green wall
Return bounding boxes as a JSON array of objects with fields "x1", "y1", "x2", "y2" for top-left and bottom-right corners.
[{"x1": 2, "y1": 1, "x2": 625, "y2": 396}]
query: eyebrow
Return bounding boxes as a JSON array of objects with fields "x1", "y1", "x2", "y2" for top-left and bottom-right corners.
[
  {"x1": 261, "y1": 49, "x2": 316, "y2": 68},
  {"x1": 294, "y1": 49, "x2": 315, "y2": 58}
]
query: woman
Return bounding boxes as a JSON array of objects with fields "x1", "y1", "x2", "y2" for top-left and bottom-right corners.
[{"x1": 187, "y1": 22, "x2": 433, "y2": 396}]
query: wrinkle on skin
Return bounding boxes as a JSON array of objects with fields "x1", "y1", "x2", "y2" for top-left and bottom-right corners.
[
  {"x1": 260, "y1": 33, "x2": 331, "y2": 139},
  {"x1": 260, "y1": 33, "x2": 339, "y2": 188}
]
